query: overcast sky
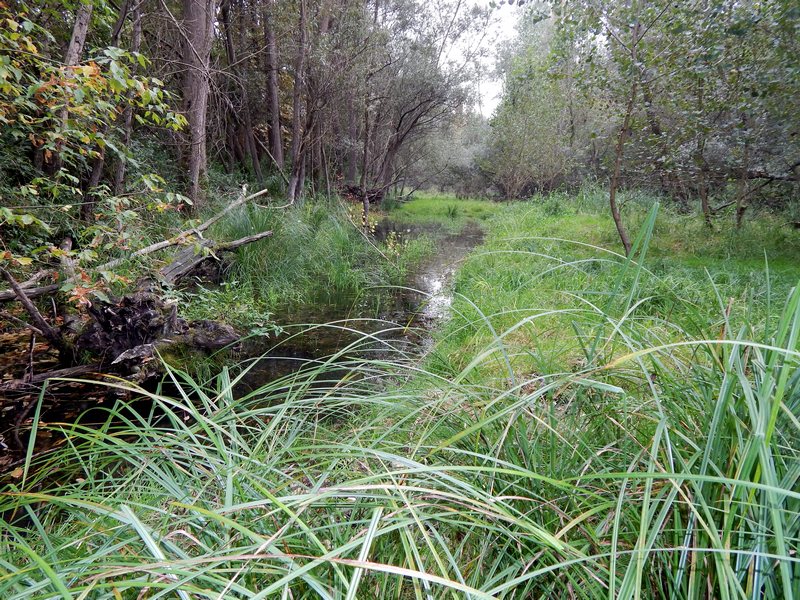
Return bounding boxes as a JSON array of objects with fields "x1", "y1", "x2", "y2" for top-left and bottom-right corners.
[{"x1": 477, "y1": 1, "x2": 521, "y2": 117}]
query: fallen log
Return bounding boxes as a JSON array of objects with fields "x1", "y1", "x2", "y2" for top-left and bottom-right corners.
[
  {"x1": 159, "y1": 229, "x2": 273, "y2": 285},
  {"x1": 0, "y1": 364, "x2": 101, "y2": 392}
]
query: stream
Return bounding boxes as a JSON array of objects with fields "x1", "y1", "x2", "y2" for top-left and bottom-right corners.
[
  {"x1": 234, "y1": 219, "x2": 483, "y2": 390},
  {"x1": 0, "y1": 219, "x2": 483, "y2": 463}
]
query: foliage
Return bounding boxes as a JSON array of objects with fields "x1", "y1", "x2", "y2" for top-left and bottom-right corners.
[
  {"x1": 0, "y1": 1, "x2": 186, "y2": 296},
  {"x1": 487, "y1": 1, "x2": 800, "y2": 221},
  {"x1": 483, "y1": 14, "x2": 588, "y2": 197},
  {"x1": 180, "y1": 198, "x2": 434, "y2": 322}
]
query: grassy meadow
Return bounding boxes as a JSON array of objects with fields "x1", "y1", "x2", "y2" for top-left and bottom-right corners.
[{"x1": 2, "y1": 191, "x2": 799, "y2": 599}]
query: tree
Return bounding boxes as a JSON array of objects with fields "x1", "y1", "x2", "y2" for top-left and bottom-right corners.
[{"x1": 181, "y1": 0, "x2": 217, "y2": 207}]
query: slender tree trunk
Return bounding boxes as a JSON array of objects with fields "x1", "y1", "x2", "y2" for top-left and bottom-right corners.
[
  {"x1": 220, "y1": 0, "x2": 263, "y2": 184},
  {"x1": 181, "y1": 0, "x2": 216, "y2": 208},
  {"x1": 608, "y1": 23, "x2": 640, "y2": 257},
  {"x1": 50, "y1": 1, "x2": 93, "y2": 175},
  {"x1": 64, "y1": 2, "x2": 93, "y2": 65},
  {"x1": 263, "y1": 0, "x2": 284, "y2": 169},
  {"x1": 114, "y1": 6, "x2": 142, "y2": 194},
  {"x1": 360, "y1": 103, "x2": 371, "y2": 231},
  {"x1": 735, "y1": 114, "x2": 750, "y2": 228},
  {"x1": 287, "y1": 0, "x2": 307, "y2": 201},
  {"x1": 691, "y1": 72, "x2": 714, "y2": 228},
  {"x1": 609, "y1": 109, "x2": 634, "y2": 256},
  {"x1": 346, "y1": 103, "x2": 358, "y2": 183}
]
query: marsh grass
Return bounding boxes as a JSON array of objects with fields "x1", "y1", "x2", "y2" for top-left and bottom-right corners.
[
  {"x1": 2, "y1": 199, "x2": 799, "y2": 599},
  {"x1": 176, "y1": 198, "x2": 432, "y2": 325},
  {"x1": 386, "y1": 193, "x2": 503, "y2": 233}
]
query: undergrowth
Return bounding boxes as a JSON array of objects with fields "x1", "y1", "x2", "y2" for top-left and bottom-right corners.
[
  {"x1": 165, "y1": 196, "x2": 433, "y2": 327},
  {"x1": 1, "y1": 197, "x2": 798, "y2": 599}
]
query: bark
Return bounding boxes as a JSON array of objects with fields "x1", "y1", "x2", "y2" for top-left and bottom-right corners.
[
  {"x1": 346, "y1": 102, "x2": 358, "y2": 183},
  {"x1": 263, "y1": 0, "x2": 284, "y2": 169},
  {"x1": 287, "y1": 0, "x2": 308, "y2": 202},
  {"x1": 64, "y1": 2, "x2": 93, "y2": 66},
  {"x1": 735, "y1": 115, "x2": 751, "y2": 229},
  {"x1": 360, "y1": 103, "x2": 371, "y2": 231},
  {"x1": 181, "y1": 0, "x2": 217, "y2": 208},
  {"x1": 608, "y1": 23, "x2": 641, "y2": 257},
  {"x1": 608, "y1": 94, "x2": 636, "y2": 256},
  {"x1": 159, "y1": 230, "x2": 273, "y2": 285},
  {"x1": 49, "y1": 1, "x2": 93, "y2": 174},
  {"x1": 1, "y1": 269, "x2": 71, "y2": 361}
]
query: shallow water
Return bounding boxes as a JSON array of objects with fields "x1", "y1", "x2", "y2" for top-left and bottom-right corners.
[{"x1": 234, "y1": 219, "x2": 484, "y2": 391}]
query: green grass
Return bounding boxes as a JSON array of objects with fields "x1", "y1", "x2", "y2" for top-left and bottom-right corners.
[
  {"x1": 430, "y1": 188, "x2": 800, "y2": 380},
  {"x1": 386, "y1": 192, "x2": 503, "y2": 232},
  {"x1": 170, "y1": 197, "x2": 433, "y2": 327},
  {"x1": 1, "y1": 190, "x2": 798, "y2": 598}
]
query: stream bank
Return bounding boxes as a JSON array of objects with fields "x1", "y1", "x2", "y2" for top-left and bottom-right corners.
[{"x1": 0, "y1": 216, "x2": 484, "y2": 463}]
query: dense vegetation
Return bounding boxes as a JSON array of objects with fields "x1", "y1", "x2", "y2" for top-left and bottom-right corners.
[
  {"x1": 1, "y1": 0, "x2": 799, "y2": 598},
  {"x1": 3, "y1": 195, "x2": 799, "y2": 598}
]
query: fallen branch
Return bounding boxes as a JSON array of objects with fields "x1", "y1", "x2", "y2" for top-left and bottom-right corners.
[
  {"x1": 0, "y1": 268, "x2": 66, "y2": 352},
  {"x1": 159, "y1": 229, "x2": 273, "y2": 285},
  {"x1": 0, "y1": 310, "x2": 45, "y2": 336},
  {"x1": 0, "y1": 363, "x2": 101, "y2": 393},
  {"x1": 0, "y1": 283, "x2": 59, "y2": 303},
  {"x1": 100, "y1": 184, "x2": 270, "y2": 272},
  {"x1": 0, "y1": 185, "x2": 275, "y2": 302}
]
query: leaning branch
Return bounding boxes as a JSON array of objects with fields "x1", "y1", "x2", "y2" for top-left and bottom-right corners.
[
  {"x1": 159, "y1": 229, "x2": 273, "y2": 285},
  {"x1": 1, "y1": 268, "x2": 65, "y2": 350},
  {"x1": 0, "y1": 185, "x2": 275, "y2": 302}
]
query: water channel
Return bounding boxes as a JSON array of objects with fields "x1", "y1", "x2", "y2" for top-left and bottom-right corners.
[{"x1": 0, "y1": 219, "x2": 484, "y2": 462}]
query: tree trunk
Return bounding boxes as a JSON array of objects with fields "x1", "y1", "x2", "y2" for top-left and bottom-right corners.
[
  {"x1": 609, "y1": 103, "x2": 636, "y2": 257},
  {"x1": 735, "y1": 114, "x2": 750, "y2": 229},
  {"x1": 181, "y1": 0, "x2": 217, "y2": 208},
  {"x1": 263, "y1": 0, "x2": 284, "y2": 170},
  {"x1": 608, "y1": 23, "x2": 640, "y2": 257},
  {"x1": 346, "y1": 103, "x2": 358, "y2": 183},
  {"x1": 114, "y1": 6, "x2": 142, "y2": 194},
  {"x1": 360, "y1": 103, "x2": 371, "y2": 231},
  {"x1": 287, "y1": 0, "x2": 307, "y2": 202},
  {"x1": 50, "y1": 1, "x2": 93, "y2": 175},
  {"x1": 64, "y1": 2, "x2": 93, "y2": 65}
]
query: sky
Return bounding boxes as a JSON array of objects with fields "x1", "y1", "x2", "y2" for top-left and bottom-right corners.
[{"x1": 476, "y1": 1, "x2": 522, "y2": 117}]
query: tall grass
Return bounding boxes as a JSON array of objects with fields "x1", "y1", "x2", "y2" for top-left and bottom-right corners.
[
  {"x1": 176, "y1": 198, "x2": 432, "y2": 325},
  {"x1": 1, "y1": 204, "x2": 798, "y2": 599}
]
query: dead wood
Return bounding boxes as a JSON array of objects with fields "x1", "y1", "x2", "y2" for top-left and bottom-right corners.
[
  {"x1": 0, "y1": 185, "x2": 274, "y2": 303},
  {"x1": 0, "y1": 268, "x2": 68, "y2": 355},
  {"x1": 0, "y1": 364, "x2": 101, "y2": 392},
  {"x1": 340, "y1": 184, "x2": 384, "y2": 204},
  {"x1": 158, "y1": 229, "x2": 273, "y2": 285}
]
